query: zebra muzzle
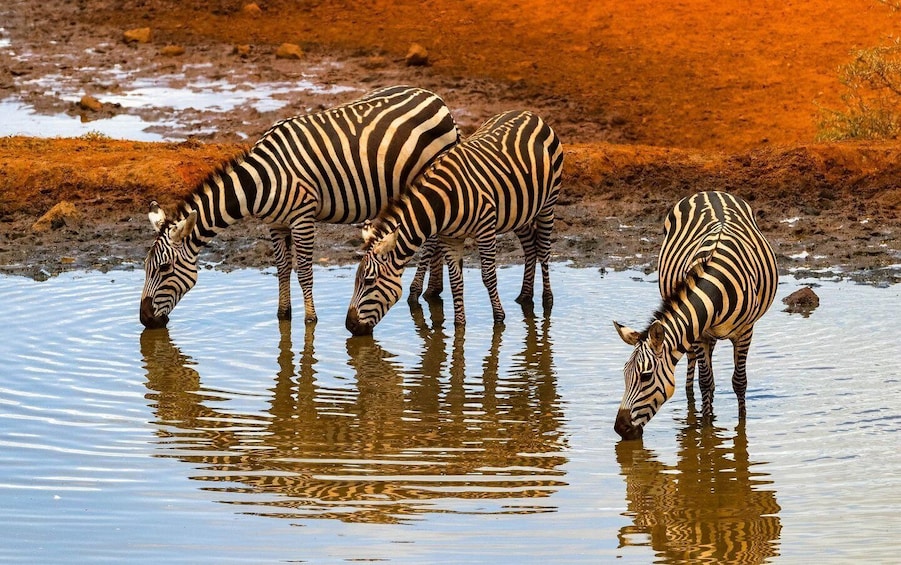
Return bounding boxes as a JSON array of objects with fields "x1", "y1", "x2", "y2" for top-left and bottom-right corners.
[
  {"x1": 345, "y1": 307, "x2": 373, "y2": 336},
  {"x1": 614, "y1": 409, "x2": 644, "y2": 441},
  {"x1": 140, "y1": 297, "x2": 169, "y2": 329}
]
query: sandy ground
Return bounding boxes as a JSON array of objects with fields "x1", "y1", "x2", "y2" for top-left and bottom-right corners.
[{"x1": 0, "y1": 1, "x2": 899, "y2": 285}]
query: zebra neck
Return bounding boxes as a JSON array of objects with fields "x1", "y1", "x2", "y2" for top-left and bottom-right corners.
[
  {"x1": 657, "y1": 273, "x2": 719, "y2": 361},
  {"x1": 181, "y1": 156, "x2": 263, "y2": 253},
  {"x1": 390, "y1": 183, "x2": 451, "y2": 258}
]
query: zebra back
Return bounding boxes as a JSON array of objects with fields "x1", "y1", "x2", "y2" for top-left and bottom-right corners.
[
  {"x1": 657, "y1": 191, "x2": 778, "y2": 334},
  {"x1": 371, "y1": 110, "x2": 563, "y2": 252},
  {"x1": 185, "y1": 85, "x2": 459, "y2": 232}
]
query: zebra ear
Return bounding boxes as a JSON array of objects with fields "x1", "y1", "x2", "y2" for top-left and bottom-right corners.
[
  {"x1": 361, "y1": 220, "x2": 376, "y2": 246},
  {"x1": 372, "y1": 229, "x2": 399, "y2": 257},
  {"x1": 171, "y1": 210, "x2": 197, "y2": 243},
  {"x1": 614, "y1": 321, "x2": 641, "y2": 346},
  {"x1": 148, "y1": 201, "x2": 166, "y2": 232},
  {"x1": 647, "y1": 321, "x2": 665, "y2": 356}
]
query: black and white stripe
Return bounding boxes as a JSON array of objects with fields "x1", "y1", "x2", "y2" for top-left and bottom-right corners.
[
  {"x1": 140, "y1": 85, "x2": 458, "y2": 328},
  {"x1": 613, "y1": 191, "x2": 778, "y2": 439},
  {"x1": 345, "y1": 110, "x2": 564, "y2": 335}
]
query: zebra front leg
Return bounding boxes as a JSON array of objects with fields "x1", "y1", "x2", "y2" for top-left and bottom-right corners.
[
  {"x1": 269, "y1": 226, "x2": 293, "y2": 320},
  {"x1": 408, "y1": 245, "x2": 429, "y2": 304},
  {"x1": 697, "y1": 338, "x2": 717, "y2": 420},
  {"x1": 443, "y1": 239, "x2": 467, "y2": 327},
  {"x1": 424, "y1": 237, "x2": 445, "y2": 299},
  {"x1": 290, "y1": 220, "x2": 318, "y2": 324},
  {"x1": 685, "y1": 344, "x2": 699, "y2": 402},
  {"x1": 731, "y1": 326, "x2": 755, "y2": 419},
  {"x1": 477, "y1": 233, "x2": 505, "y2": 324},
  {"x1": 514, "y1": 223, "x2": 537, "y2": 306}
]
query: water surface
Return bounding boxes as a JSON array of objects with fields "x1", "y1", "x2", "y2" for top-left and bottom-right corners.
[{"x1": 0, "y1": 266, "x2": 898, "y2": 563}]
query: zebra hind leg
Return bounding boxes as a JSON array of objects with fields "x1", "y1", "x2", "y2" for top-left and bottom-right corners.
[
  {"x1": 269, "y1": 226, "x2": 293, "y2": 320},
  {"x1": 536, "y1": 208, "x2": 555, "y2": 312},
  {"x1": 731, "y1": 326, "x2": 755, "y2": 419}
]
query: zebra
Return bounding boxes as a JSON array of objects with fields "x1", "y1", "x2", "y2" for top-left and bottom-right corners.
[
  {"x1": 140, "y1": 85, "x2": 458, "y2": 329},
  {"x1": 345, "y1": 110, "x2": 564, "y2": 336},
  {"x1": 612, "y1": 191, "x2": 778, "y2": 440}
]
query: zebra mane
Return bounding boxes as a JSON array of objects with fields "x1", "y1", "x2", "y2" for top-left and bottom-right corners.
[
  {"x1": 172, "y1": 149, "x2": 251, "y2": 220},
  {"x1": 362, "y1": 195, "x2": 408, "y2": 251},
  {"x1": 642, "y1": 263, "x2": 708, "y2": 338}
]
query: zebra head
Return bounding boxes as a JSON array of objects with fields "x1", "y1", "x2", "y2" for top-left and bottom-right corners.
[
  {"x1": 140, "y1": 202, "x2": 199, "y2": 329},
  {"x1": 612, "y1": 320, "x2": 677, "y2": 440},
  {"x1": 346, "y1": 223, "x2": 407, "y2": 336}
]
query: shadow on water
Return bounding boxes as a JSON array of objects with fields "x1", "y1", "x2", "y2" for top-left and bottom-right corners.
[
  {"x1": 615, "y1": 402, "x2": 782, "y2": 564},
  {"x1": 139, "y1": 302, "x2": 567, "y2": 524}
]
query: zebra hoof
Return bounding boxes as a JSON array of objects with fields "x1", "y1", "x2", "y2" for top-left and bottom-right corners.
[
  {"x1": 304, "y1": 314, "x2": 318, "y2": 325},
  {"x1": 542, "y1": 293, "x2": 554, "y2": 310},
  {"x1": 277, "y1": 307, "x2": 292, "y2": 321},
  {"x1": 514, "y1": 294, "x2": 533, "y2": 305}
]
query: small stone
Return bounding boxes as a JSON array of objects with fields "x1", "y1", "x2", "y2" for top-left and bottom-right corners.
[
  {"x1": 160, "y1": 45, "x2": 185, "y2": 57},
  {"x1": 233, "y1": 44, "x2": 252, "y2": 58},
  {"x1": 123, "y1": 27, "x2": 152, "y2": 44},
  {"x1": 782, "y1": 286, "x2": 820, "y2": 316},
  {"x1": 275, "y1": 43, "x2": 303, "y2": 60},
  {"x1": 242, "y1": 3, "x2": 262, "y2": 17},
  {"x1": 78, "y1": 94, "x2": 103, "y2": 112},
  {"x1": 405, "y1": 43, "x2": 429, "y2": 66},
  {"x1": 32, "y1": 201, "x2": 82, "y2": 233}
]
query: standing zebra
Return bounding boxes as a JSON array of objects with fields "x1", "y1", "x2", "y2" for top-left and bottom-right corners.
[
  {"x1": 612, "y1": 191, "x2": 778, "y2": 440},
  {"x1": 140, "y1": 85, "x2": 458, "y2": 329},
  {"x1": 345, "y1": 110, "x2": 564, "y2": 336}
]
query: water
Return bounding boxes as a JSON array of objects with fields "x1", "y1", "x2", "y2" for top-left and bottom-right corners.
[{"x1": 0, "y1": 266, "x2": 899, "y2": 563}]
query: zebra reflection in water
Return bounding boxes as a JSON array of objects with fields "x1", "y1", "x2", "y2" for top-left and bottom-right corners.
[
  {"x1": 139, "y1": 307, "x2": 565, "y2": 523},
  {"x1": 615, "y1": 407, "x2": 782, "y2": 563}
]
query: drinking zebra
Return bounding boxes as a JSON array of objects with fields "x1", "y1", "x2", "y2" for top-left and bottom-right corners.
[
  {"x1": 140, "y1": 85, "x2": 458, "y2": 329},
  {"x1": 612, "y1": 191, "x2": 778, "y2": 440},
  {"x1": 345, "y1": 110, "x2": 564, "y2": 336}
]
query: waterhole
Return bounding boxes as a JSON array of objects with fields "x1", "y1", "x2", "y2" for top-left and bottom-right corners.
[{"x1": 1, "y1": 266, "x2": 898, "y2": 563}]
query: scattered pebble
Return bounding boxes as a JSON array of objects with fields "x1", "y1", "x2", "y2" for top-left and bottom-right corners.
[{"x1": 405, "y1": 43, "x2": 429, "y2": 66}]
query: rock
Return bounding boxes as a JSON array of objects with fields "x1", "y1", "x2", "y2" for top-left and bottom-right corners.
[
  {"x1": 123, "y1": 27, "x2": 152, "y2": 44},
  {"x1": 242, "y1": 3, "x2": 262, "y2": 17},
  {"x1": 32, "y1": 201, "x2": 82, "y2": 233},
  {"x1": 233, "y1": 44, "x2": 252, "y2": 58},
  {"x1": 405, "y1": 43, "x2": 429, "y2": 66},
  {"x1": 275, "y1": 43, "x2": 303, "y2": 60},
  {"x1": 160, "y1": 45, "x2": 185, "y2": 57},
  {"x1": 78, "y1": 94, "x2": 103, "y2": 112},
  {"x1": 782, "y1": 286, "x2": 820, "y2": 316}
]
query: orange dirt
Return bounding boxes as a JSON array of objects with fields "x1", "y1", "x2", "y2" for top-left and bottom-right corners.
[{"x1": 0, "y1": 0, "x2": 899, "y2": 281}]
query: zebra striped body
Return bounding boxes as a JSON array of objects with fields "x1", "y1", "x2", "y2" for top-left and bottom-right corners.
[
  {"x1": 613, "y1": 191, "x2": 778, "y2": 439},
  {"x1": 140, "y1": 86, "x2": 458, "y2": 329},
  {"x1": 346, "y1": 110, "x2": 564, "y2": 336}
]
